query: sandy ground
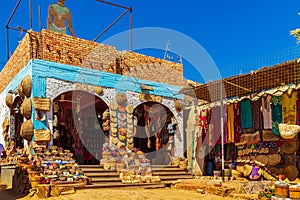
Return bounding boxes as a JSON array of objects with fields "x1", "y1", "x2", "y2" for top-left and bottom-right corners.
[{"x1": 0, "y1": 187, "x2": 235, "y2": 200}]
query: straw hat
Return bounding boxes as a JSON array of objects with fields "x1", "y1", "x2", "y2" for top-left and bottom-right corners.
[
  {"x1": 245, "y1": 148, "x2": 252, "y2": 155},
  {"x1": 110, "y1": 111, "x2": 117, "y2": 118},
  {"x1": 236, "y1": 164, "x2": 252, "y2": 177},
  {"x1": 127, "y1": 118, "x2": 133, "y2": 124},
  {"x1": 268, "y1": 166, "x2": 283, "y2": 176},
  {"x1": 127, "y1": 132, "x2": 132, "y2": 139},
  {"x1": 112, "y1": 136, "x2": 119, "y2": 145},
  {"x1": 280, "y1": 140, "x2": 299, "y2": 154},
  {"x1": 155, "y1": 96, "x2": 163, "y2": 103},
  {"x1": 284, "y1": 155, "x2": 297, "y2": 166},
  {"x1": 127, "y1": 113, "x2": 133, "y2": 119},
  {"x1": 117, "y1": 141, "x2": 125, "y2": 148},
  {"x1": 116, "y1": 92, "x2": 127, "y2": 106},
  {"x1": 284, "y1": 166, "x2": 299, "y2": 181},
  {"x1": 262, "y1": 130, "x2": 280, "y2": 142},
  {"x1": 111, "y1": 123, "x2": 118, "y2": 128},
  {"x1": 110, "y1": 100, "x2": 118, "y2": 110},
  {"x1": 127, "y1": 129, "x2": 133, "y2": 135},
  {"x1": 267, "y1": 154, "x2": 281, "y2": 166},
  {"x1": 127, "y1": 124, "x2": 133, "y2": 130},
  {"x1": 111, "y1": 127, "x2": 118, "y2": 133},
  {"x1": 51, "y1": 146, "x2": 58, "y2": 150},
  {"x1": 111, "y1": 117, "x2": 117, "y2": 123},
  {"x1": 279, "y1": 123, "x2": 300, "y2": 140},
  {"x1": 127, "y1": 143, "x2": 134, "y2": 149},
  {"x1": 126, "y1": 105, "x2": 133, "y2": 114},
  {"x1": 254, "y1": 155, "x2": 269, "y2": 167},
  {"x1": 127, "y1": 137, "x2": 133, "y2": 144}
]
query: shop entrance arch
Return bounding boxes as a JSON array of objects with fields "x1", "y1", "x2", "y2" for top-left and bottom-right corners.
[
  {"x1": 53, "y1": 90, "x2": 109, "y2": 165},
  {"x1": 133, "y1": 101, "x2": 178, "y2": 165}
]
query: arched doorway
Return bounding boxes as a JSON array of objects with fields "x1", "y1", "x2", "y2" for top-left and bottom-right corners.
[
  {"x1": 133, "y1": 102, "x2": 178, "y2": 164},
  {"x1": 53, "y1": 90, "x2": 109, "y2": 165}
]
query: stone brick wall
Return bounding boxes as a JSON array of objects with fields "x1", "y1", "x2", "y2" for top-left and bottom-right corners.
[
  {"x1": 0, "y1": 33, "x2": 31, "y2": 93},
  {"x1": 0, "y1": 30, "x2": 183, "y2": 93}
]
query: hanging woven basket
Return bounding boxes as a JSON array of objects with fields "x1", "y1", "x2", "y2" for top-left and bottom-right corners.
[
  {"x1": 21, "y1": 98, "x2": 32, "y2": 120},
  {"x1": 33, "y1": 97, "x2": 51, "y2": 111},
  {"x1": 21, "y1": 76, "x2": 32, "y2": 98},
  {"x1": 17, "y1": 83, "x2": 25, "y2": 98},
  {"x1": 20, "y1": 120, "x2": 34, "y2": 141},
  {"x1": 5, "y1": 92, "x2": 13, "y2": 108},
  {"x1": 116, "y1": 92, "x2": 127, "y2": 106},
  {"x1": 95, "y1": 86, "x2": 104, "y2": 96},
  {"x1": 174, "y1": 99, "x2": 182, "y2": 112}
]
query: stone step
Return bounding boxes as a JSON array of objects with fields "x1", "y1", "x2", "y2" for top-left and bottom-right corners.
[
  {"x1": 84, "y1": 172, "x2": 119, "y2": 177},
  {"x1": 81, "y1": 168, "x2": 116, "y2": 173},
  {"x1": 91, "y1": 177, "x2": 121, "y2": 182},
  {"x1": 152, "y1": 171, "x2": 190, "y2": 175},
  {"x1": 151, "y1": 167, "x2": 186, "y2": 172},
  {"x1": 158, "y1": 175, "x2": 194, "y2": 180}
]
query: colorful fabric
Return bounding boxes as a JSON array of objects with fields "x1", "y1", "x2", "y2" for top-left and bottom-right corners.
[
  {"x1": 282, "y1": 89, "x2": 297, "y2": 124},
  {"x1": 251, "y1": 99, "x2": 263, "y2": 132},
  {"x1": 271, "y1": 95, "x2": 282, "y2": 135},
  {"x1": 240, "y1": 99, "x2": 253, "y2": 129},
  {"x1": 200, "y1": 108, "x2": 209, "y2": 145},
  {"x1": 210, "y1": 106, "x2": 221, "y2": 146},
  {"x1": 233, "y1": 102, "x2": 242, "y2": 143},
  {"x1": 227, "y1": 104, "x2": 235, "y2": 143},
  {"x1": 262, "y1": 94, "x2": 272, "y2": 129}
]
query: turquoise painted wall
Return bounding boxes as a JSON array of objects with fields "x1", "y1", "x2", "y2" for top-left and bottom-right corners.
[
  {"x1": 31, "y1": 59, "x2": 183, "y2": 130},
  {"x1": 32, "y1": 59, "x2": 183, "y2": 98}
]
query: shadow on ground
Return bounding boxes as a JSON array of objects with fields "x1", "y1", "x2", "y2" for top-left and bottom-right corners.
[{"x1": 0, "y1": 189, "x2": 28, "y2": 200}]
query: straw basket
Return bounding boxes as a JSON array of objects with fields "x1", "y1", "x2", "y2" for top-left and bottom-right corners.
[
  {"x1": 275, "y1": 183, "x2": 289, "y2": 198},
  {"x1": 21, "y1": 76, "x2": 32, "y2": 98},
  {"x1": 289, "y1": 187, "x2": 300, "y2": 199},
  {"x1": 17, "y1": 83, "x2": 24, "y2": 98},
  {"x1": 33, "y1": 97, "x2": 51, "y2": 111},
  {"x1": 20, "y1": 120, "x2": 34, "y2": 141},
  {"x1": 116, "y1": 92, "x2": 127, "y2": 106},
  {"x1": 174, "y1": 100, "x2": 182, "y2": 112},
  {"x1": 5, "y1": 92, "x2": 13, "y2": 108},
  {"x1": 28, "y1": 171, "x2": 43, "y2": 188},
  {"x1": 95, "y1": 86, "x2": 104, "y2": 96},
  {"x1": 34, "y1": 129, "x2": 51, "y2": 142},
  {"x1": 21, "y1": 98, "x2": 32, "y2": 120}
]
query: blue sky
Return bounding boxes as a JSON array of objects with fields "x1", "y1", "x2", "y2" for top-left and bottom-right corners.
[{"x1": 0, "y1": 0, "x2": 300, "y2": 83}]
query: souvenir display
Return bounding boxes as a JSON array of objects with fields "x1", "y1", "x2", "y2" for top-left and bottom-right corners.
[{"x1": 99, "y1": 143, "x2": 160, "y2": 184}]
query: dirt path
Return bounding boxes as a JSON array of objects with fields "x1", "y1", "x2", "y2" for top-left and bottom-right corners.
[{"x1": 1, "y1": 187, "x2": 234, "y2": 200}]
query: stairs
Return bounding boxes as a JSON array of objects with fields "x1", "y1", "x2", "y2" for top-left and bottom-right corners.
[
  {"x1": 80, "y1": 165, "x2": 193, "y2": 188},
  {"x1": 80, "y1": 165, "x2": 165, "y2": 189},
  {"x1": 151, "y1": 165, "x2": 194, "y2": 183}
]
